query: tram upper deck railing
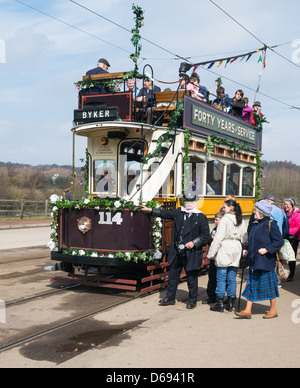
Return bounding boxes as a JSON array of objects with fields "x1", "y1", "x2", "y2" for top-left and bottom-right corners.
[{"x1": 75, "y1": 73, "x2": 262, "y2": 151}]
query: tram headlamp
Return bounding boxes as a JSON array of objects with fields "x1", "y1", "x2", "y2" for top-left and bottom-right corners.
[
  {"x1": 100, "y1": 137, "x2": 109, "y2": 146},
  {"x1": 77, "y1": 217, "x2": 92, "y2": 234}
]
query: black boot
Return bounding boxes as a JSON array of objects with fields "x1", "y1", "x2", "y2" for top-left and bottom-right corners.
[
  {"x1": 210, "y1": 297, "x2": 224, "y2": 312},
  {"x1": 225, "y1": 297, "x2": 236, "y2": 312}
]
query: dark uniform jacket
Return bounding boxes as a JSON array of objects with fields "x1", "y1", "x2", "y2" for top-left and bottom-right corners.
[{"x1": 153, "y1": 207, "x2": 210, "y2": 272}]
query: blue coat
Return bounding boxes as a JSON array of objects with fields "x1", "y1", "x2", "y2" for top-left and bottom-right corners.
[
  {"x1": 246, "y1": 217, "x2": 284, "y2": 272},
  {"x1": 86, "y1": 67, "x2": 108, "y2": 76}
]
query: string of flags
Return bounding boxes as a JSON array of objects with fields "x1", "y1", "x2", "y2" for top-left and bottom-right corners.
[{"x1": 192, "y1": 46, "x2": 267, "y2": 72}]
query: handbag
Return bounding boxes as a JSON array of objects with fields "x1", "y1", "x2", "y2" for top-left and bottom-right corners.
[
  {"x1": 268, "y1": 221, "x2": 291, "y2": 281},
  {"x1": 276, "y1": 252, "x2": 290, "y2": 281},
  {"x1": 279, "y1": 239, "x2": 296, "y2": 262}
]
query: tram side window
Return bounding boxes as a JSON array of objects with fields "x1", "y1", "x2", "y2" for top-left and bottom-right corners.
[
  {"x1": 94, "y1": 160, "x2": 117, "y2": 194},
  {"x1": 242, "y1": 167, "x2": 255, "y2": 196},
  {"x1": 226, "y1": 163, "x2": 240, "y2": 196},
  {"x1": 207, "y1": 160, "x2": 224, "y2": 195},
  {"x1": 157, "y1": 165, "x2": 175, "y2": 197},
  {"x1": 119, "y1": 140, "x2": 147, "y2": 197},
  {"x1": 185, "y1": 158, "x2": 205, "y2": 195}
]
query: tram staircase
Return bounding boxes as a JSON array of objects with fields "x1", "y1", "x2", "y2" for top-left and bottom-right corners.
[
  {"x1": 129, "y1": 130, "x2": 182, "y2": 203},
  {"x1": 126, "y1": 130, "x2": 189, "y2": 292}
]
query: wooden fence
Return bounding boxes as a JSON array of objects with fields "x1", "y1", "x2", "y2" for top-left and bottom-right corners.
[{"x1": 0, "y1": 199, "x2": 50, "y2": 219}]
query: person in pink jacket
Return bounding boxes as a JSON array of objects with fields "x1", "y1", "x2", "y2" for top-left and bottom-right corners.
[
  {"x1": 242, "y1": 97, "x2": 252, "y2": 123},
  {"x1": 283, "y1": 197, "x2": 300, "y2": 281}
]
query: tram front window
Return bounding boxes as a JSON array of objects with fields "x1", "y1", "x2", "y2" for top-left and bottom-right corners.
[
  {"x1": 94, "y1": 160, "x2": 117, "y2": 194},
  {"x1": 185, "y1": 158, "x2": 205, "y2": 195},
  {"x1": 120, "y1": 140, "x2": 147, "y2": 197}
]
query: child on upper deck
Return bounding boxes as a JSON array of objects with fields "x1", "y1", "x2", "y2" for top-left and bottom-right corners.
[{"x1": 231, "y1": 89, "x2": 245, "y2": 118}]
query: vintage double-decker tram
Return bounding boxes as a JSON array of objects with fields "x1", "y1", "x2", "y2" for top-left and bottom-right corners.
[{"x1": 49, "y1": 69, "x2": 262, "y2": 292}]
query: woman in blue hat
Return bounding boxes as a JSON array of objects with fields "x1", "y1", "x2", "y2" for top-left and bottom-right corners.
[{"x1": 236, "y1": 200, "x2": 284, "y2": 319}]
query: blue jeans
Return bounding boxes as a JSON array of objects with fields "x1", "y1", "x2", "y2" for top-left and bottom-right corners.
[{"x1": 216, "y1": 267, "x2": 238, "y2": 298}]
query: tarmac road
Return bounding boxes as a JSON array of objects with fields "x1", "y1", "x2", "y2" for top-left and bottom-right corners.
[
  {"x1": 0, "y1": 224, "x2": 51, "y2": 251},
  {"x1": 0, "y1": 223, "x2": 299, "y2": 368}
]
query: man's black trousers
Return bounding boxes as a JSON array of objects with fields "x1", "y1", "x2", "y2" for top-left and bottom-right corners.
[{"x1": 166, "y1": 254, "x2": 199, "y2": 303}]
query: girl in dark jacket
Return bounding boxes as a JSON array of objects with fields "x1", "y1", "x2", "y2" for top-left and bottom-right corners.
[{"x1": 236, "y1": 200, "x2": 284, "y2": 319}]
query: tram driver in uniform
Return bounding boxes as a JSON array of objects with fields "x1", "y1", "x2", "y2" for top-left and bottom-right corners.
[{"x1": 139, "y1": 193, "x2": 210, "y2": 309}]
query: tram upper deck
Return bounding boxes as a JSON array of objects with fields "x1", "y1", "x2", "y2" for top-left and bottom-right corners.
[{"x1": 73, "y1": 72, "x2": 262, "y2": 218}]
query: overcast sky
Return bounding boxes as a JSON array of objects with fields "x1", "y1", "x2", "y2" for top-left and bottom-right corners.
[{"x1": 0, "y1": 0, "x2": 299, "y2": 166}]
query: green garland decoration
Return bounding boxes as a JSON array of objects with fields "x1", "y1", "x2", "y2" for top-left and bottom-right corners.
[
  {"x1": 205, "y1": 134, "x2": 252, "y2": 158},
  {"x1": 142, "y1": 99, "x2": 184, "y2": 164},
  {"x1": 252, "y1": 113, "x2": 269, "y2": 132},
  {"x1": 74, "y1": 4, "x2": 145, "y2": 93},
  {"x1": 79, "y1": 148, "x2": 89, "y2": 196},
  {"x1": 255, "y1": 150, "x2": 263, "y2": 201},
  {"x1": 183, "y1": 129, "x2": 191, "y2": 194},
  {"x1": 130, "y1": 4, "x2": 144, "y2": 75},
  {"x1": 48, "y1": 195, "x2": 163, "y2": 264}
]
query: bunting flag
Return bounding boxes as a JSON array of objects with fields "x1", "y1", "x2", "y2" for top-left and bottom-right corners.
[{"x1": 187, "y1": 46, "x2": 267, "y2": 71}]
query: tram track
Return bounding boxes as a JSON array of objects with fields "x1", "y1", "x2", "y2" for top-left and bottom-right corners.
[
  {"x1": 0, "y1": 245, "x2": 155, "y2": 365},
  {"x1": 5, "y1": 284, "x2": 82, "y2": 307},
  {"x1": 0, "y1": 292, "x2": 143, "y2": 354}
]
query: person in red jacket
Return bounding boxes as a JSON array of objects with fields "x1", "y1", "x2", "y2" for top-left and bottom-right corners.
[
  {"x1": 250, "y1": 101, "x2": 263, "y2": 126},
  {"x1": 283, "y1": 197, "x2": 300, "y2": 281}
]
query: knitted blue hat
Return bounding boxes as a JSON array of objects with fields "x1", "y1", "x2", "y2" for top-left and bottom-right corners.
[{"x1": 255, "y1": 200, "x2": 272, "y2": 216}]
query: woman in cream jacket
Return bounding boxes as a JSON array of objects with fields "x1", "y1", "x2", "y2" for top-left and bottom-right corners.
[{"x1": 207, "y1": 200, "x2": 248, "y2": 312}]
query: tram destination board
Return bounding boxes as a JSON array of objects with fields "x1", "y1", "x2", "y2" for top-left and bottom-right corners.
[
  {"x1": 74, "y1": 106, "x2": 118, "y2": 123},
  {"x1": 183, "y1": 95, "x2": 262, "y2": 150}
]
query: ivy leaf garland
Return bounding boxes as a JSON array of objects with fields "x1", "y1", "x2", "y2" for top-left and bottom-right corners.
[
  {"x1": 74, "y1": 4, "x2": 145, "y2": 92},
  {"x1": 130, "y1": 4, "x2": 144, "y2": 73}
]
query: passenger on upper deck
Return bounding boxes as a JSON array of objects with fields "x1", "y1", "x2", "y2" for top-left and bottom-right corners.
[
  {"x1": 242, "y1": 97, "x2": 252, "y2": 123},
  {"x1": 136, "y1": 78, "x2": 161, "y2": 124},
  {"x1": 250, "y1": 101, "x2": 264, "y2": 126},
  {"x1": 126, "y1": 78, "x2": 140, "y2": 96},
  {"x1": 136, "y1": 78, "x2": 161, "y2": 104},
  {"x1": 189, "y1": 73, "x2": 209, "y2": 103},
  {"x1": 86, "y1": 58, "x2": 110, "y2": 76},
  {"x1": 231, "y1": 89, "x2": 245, "y2": 118},
  {"x1": 213, "y1": 86, "x2": 232, "y2": 113},
  {"x1": 179, "y1": 74, "x2": 190, "y2": 90}
]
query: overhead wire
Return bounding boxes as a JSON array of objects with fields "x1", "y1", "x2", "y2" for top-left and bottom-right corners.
[
  {"x1": 14, "y1": 0, "x2": 131, "y2": 54},
  {"x1": 14, "y1": 0, "x2": 300, "y2": 110},
  {"x1": 69, "y1": 0, "x2": 192, "y2": 63},
  {"x1": 209, "y1": 0, "x2": 300, "y2": 70}
]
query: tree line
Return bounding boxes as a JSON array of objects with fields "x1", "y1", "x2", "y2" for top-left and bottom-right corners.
[
  {"x1": 261, "y1": 161, "x2": 300, "y2": 207},
  {"x1": 0, "y1": 163, "x2": 83, "y2": 201}
]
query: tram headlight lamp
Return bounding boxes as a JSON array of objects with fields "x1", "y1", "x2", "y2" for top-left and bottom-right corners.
[
  {"x1": 100, "y1": 137, "x2": 109, "y2": 146},
  {"x1": 77, "y1": 217, "x2": 92, "y2": 234}
]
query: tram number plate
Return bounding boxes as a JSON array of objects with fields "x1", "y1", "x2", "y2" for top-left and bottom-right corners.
[{"x1": 98, "y1": 212, "x2": 123, "y2": 226}]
